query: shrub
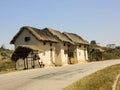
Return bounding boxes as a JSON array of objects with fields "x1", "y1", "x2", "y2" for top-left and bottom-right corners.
[{"x1": 0, "y1": 61, "x2": 15, "y2": 72}]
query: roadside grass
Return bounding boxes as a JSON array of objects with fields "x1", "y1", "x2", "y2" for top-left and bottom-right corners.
[
  {"x1": 117, "y1": 76, "x2": 120, "y2": 90},
  {"x1": 64, "y1": 64, "x2": 120, "y2": 90},
  {"x1": 0, "y1": 48, "x2": 16, "y2": 74},
  {"x1": 0, "y1": 60, "x2": 16, "y2": 74}
]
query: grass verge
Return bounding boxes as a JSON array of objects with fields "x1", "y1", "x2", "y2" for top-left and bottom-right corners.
[
  {"x1": 117, "y1": 75, "x2": 120, "y2": 90},
  {"x1": 0, "y1": 60, "x2": 16, "y2": 74},
  {"x1": 64, "y1": 64, "x2": 120, "y2": 90}
]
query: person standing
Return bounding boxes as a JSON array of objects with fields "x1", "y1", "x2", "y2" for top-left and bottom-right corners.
[{"x1": 38, "y1": 53, "x2": 44, "y2": 68}]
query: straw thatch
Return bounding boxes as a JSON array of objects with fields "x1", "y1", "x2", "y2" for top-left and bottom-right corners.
[
  {"x1": 11, "y1": 45, "x2": 43, "y2": 61},
  {"x1": 43, "y1": 28, "x2": 73, "y2": 44},
  {"x1": 10, "y1": 26, "x2": 88, "y2": 45},
  {"x1": 10, "y1": 26, "x2": 58, "y2": 44},
  {"x1": 63, "y1": 32, "x2": 89, "y2": 45}
]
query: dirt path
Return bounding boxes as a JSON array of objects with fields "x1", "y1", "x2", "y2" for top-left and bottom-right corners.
[{"x1": 0, "y1": 59, "x2": 120, "y2": 90}]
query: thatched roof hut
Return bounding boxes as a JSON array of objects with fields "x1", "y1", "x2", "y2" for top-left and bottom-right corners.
[
  {"x1": 63, "y1": 32, "x2": 89, "y2": 45},
  {"x1": 11, "y1": 45, "x2": 43, "y2": 61},
  {"x1": 10, "y1": 26, "x2": 58, "y2": 44}
]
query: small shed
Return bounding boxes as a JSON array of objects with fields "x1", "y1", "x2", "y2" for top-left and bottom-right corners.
[
  {"x1": 11, "y1": 45, "x2": 43, "y2": 69},
  {"x1": 89, "y1": 46, "x2": 105, "y2": 61}
]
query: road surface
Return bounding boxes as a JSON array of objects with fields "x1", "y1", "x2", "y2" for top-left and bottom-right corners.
[{"x1": 0, "y1": 60, "x2": 120, "y2": 90}]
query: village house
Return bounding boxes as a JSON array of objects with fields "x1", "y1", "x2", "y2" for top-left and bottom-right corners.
[
  {"x1": 63, "y1": 32, "x2": 89, "y2": 62},
  {"x1": 10, "y1": 26, "x2": 89, "y2": 69},
  {"x1": 41, "y1": 28, "x2": 73, "y2": 65}
]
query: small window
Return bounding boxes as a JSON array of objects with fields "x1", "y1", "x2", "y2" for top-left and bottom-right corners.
[
  {"x1": 64, "y1": 44, "x2": 66, "y2": 46},
  {"x1": 25, "y1": 37, "x2": 30, "y2": 42},
  {"x1": 68, "y1": 45, "x2": 70, "y2": 47},
  {"x1": 64, "y1": 50, "x2": 68, "y2": 54},
  {"x1": 68, "y1": 52, "x2": 74, "y2": 58},
  {"x1": 50, "y1": 43, "x2": 52, "y2": 46},
  {"x1": 50, "y1": 49, "x2": 52, "y2": 51},
  {"x1": 79, "y1": 44, "x2": 81, "y2": 47},
  {"x1": 43, "y1": 42, "x2": 46, "y2": 45}
]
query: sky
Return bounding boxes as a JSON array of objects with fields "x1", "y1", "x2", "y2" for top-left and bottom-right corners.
[{"x1": 0, "y1": 0, "x2": 120, "y2": 49}]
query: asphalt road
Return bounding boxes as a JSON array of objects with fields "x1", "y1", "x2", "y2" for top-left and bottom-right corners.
[{"x1": 0, "y1": 59, "x2": 120, "y2": 90}]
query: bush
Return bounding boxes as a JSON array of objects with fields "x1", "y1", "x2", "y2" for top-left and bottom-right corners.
[
  {"x1": 0, "y1": 61, "x2": 15, "y2": 72},
  {"x1": 103, "y1": 48, "x2": 120, "y2": 60},
  {"x1": 0, "y1": 48, "x2": 15, "y2": 73}
]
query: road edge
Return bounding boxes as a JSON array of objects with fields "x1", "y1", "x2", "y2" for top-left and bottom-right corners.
[{"x1": 112, "y1": 74, "x2": 120, "y2": 90}]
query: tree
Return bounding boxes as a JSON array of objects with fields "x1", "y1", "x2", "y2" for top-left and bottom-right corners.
[{"x1": 90, "y1": 40, "x2": 97, "y2": 45}]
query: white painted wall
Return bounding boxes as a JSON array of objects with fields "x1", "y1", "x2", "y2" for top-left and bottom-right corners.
[
  {"x1": 54, "y1": 43, "x2": 62, "y2": 66},
  {"x1": 84, "y1": 49, "x2": 88, "y2": 60},
  {"x1": 54, "y1": 42, "x2": 68, "y2": 66},
  {"x1": 38, "y1": 41, "x2": 56, "y2": 66},
  {"x1": 39, "y1": 50, "x2": 55, "y2": 65},
  {"x1": 76, "y1": 45, "x2": 86, "y2": 61},
  {"x1": 61, "y1": 43, "x2": 68, "y2": 65},
  {"x1": 76, "y1": 49, "x2": 85, "y2": 60}
]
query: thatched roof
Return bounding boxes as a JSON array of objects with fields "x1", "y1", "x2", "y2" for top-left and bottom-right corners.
[
  {"x1": 42, "y1": 28, "x2": 73, "y2": 44},
  {"x1": 63, "y1": 32, "x2": 89, "y2": 45},
  {"x1": 10, "y1": 26, "x2": 88, "y2": 45},
  {"x1": 11, "y1": 45, "x2": 43, "y2": 61},
  {"x1": 10, "y1": 26, "x2": 58, "y2": 44},
  {"x1": 18, "y1": 45, "x2": 43, "y2": 51}
]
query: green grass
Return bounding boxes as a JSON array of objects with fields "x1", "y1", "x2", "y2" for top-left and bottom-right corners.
[{"x1": 64, "y1": 64, "x2": 120, "y2": 90}]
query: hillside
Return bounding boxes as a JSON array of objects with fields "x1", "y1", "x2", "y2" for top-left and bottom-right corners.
[{"x1": 0, "y1": 48, "x2": 14, "y2": 72}]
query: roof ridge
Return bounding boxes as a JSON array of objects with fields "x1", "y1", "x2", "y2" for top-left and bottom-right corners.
[
  {"x1": 42, "y1": 28, "x2": 73, "y2": 44},
  {"x1": 63, "y1": 32, "x2": 85, "y2": 41}
]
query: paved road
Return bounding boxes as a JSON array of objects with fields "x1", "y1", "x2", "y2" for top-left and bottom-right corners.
[{"x1": 0, "y1": 60, "x2": 120, "y2": 90}]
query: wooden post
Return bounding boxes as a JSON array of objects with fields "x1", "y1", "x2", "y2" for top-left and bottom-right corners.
[
  {"x1": 15, "y1": 61, "x2": 17, "y2": 70},
  {"x1": 33, "y1": 58, "x2": 35, "y2": 68},
  {"x1": 26, "y1": 58, "x2": 28, "y2": 69},
  {"x1": 84, "y1": 49, "x2": 86, "y2": 60},
  {"x1": 24, "y1": 58, "x2": 26, "y2": 69}
]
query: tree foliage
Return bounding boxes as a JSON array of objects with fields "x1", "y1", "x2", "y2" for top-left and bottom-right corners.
[
  {"x1": 90, "y1": 40, "x2": 97, "y2": 45},
  {"x1": 103, "y1": 47, "x2": 120, "y2": 60}
]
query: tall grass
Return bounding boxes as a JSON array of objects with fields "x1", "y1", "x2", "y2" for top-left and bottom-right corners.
[
  {"x1": 64, "y1": 64, "x2": 120, "y2": 90},
  {"x1": 0, "y1": 48, "x2": 15, "y2": 73},
  {"x1": 117, "y1": 76, "x2": 120, "y2": 90},
  {"x1": 0, "y1": 60, "x2": 15, "y2": 72}
]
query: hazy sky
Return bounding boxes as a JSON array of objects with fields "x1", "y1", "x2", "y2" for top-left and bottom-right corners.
[{"x1": 0, "y1": 0, "x2": 120, "y2": 49}]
